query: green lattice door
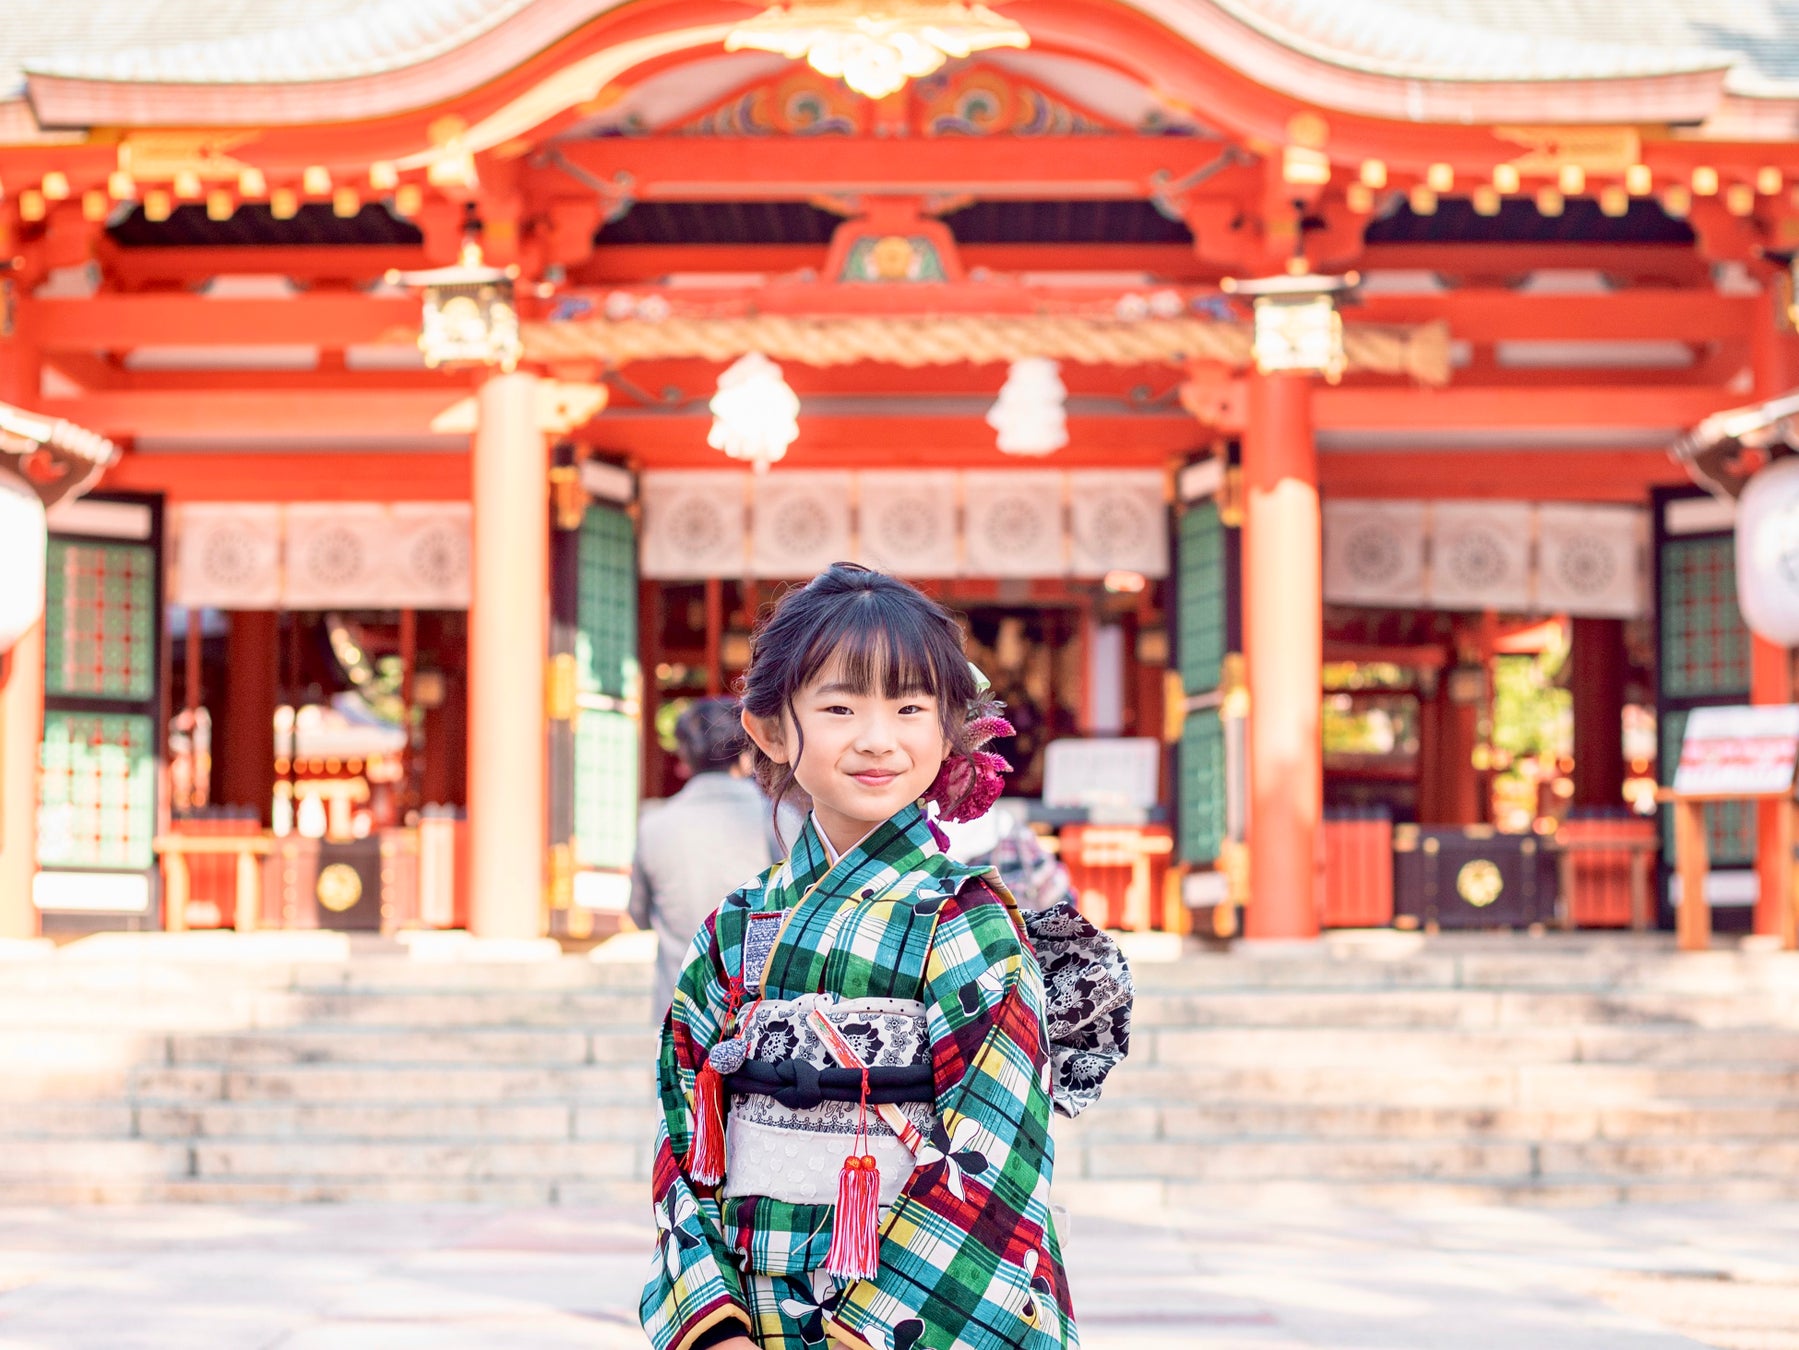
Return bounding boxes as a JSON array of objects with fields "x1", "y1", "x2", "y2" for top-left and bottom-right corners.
[
  {"x1": 1174, "y1": 477, "x2": 1242, "y2": 872},
  {"x1": 1653, "y1": 489, "x2": 1754, "y2": 922},
  {"x1": 36, "y1": 494, "x2": 164, "y2": 926},
  {"x1": 573, "y1": 503, "x2": 640, "y2": 875}
]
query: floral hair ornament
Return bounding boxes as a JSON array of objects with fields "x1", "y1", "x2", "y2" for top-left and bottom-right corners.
[{"x1": 924, "y1": 661, "x2": 1015, "y2": 826}]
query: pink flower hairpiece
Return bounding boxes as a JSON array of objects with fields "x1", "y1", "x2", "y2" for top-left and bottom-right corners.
[{"x1": 924, "y1": 664, "x2": 1014, "y2": 824}]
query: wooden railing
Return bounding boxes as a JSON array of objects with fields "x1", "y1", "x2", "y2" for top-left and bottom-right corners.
[
  {"x1": 154, "y1": 833, "x2": 277, "y2": 933},
  {"x1": 1321, "y1": 808, "x2": 1395, "y2": 928},
  {"x1": 1555, "y1": 815, "x2": 1659, "y2": 930}
]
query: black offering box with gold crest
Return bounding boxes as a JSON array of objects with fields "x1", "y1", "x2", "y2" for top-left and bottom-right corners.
[{"x1": 1392, "y1": 825, "x2": 1558, "y2": 930}]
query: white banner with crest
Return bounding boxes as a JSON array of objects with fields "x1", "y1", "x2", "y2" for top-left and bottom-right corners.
[
  {"x1": 1068, "y1": 470, "x2": 1168, "y2": 577},
  {"x1": 750, "y1": 471, "x2": 853, "y2": 579},
  {"x1": 640, "y1": 471, "x2": 747, "y2": 580}
]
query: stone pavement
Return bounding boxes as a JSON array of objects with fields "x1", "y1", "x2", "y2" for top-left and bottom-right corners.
[{"x1": 1, "y1": 1197, "x2": 1796, "y2": 1349}]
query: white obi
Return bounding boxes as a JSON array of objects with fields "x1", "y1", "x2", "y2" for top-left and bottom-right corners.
[{"x1": 722, "y1": 992, "x2": 933, "y2": 1207}]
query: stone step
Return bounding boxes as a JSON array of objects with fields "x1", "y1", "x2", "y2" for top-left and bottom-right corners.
[
  {"x1": 161, "y1": 1026, "x2": 657, "y2": 1067},
  {"x1": 100, "y1": 1099, "x2": 658, "y2": 1142},
  {"x1": 1131, "y1": 1024, "x2": 1799, "y2": 1067},
  {"x1": 130, "y1": 1062, "x2": 660, "y2": 1105},
  {"x1": 1106, "y1": 1060, "x2": 1799, "y2": 1107},
  {"x1": 1062, "y1": 1101, "x2": 1799, "y2": 1144},
  {"x1": 1061, "y1": 1135, "x2": 1799, "y2": 1184},
  {"x1": 186, "y1": 1137, "x2": 647, "y2": 1182}
]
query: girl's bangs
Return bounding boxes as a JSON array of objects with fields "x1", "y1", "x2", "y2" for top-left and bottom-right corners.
[{"x1": 797, "y1": 592, "x2": 948, "y2": 699}]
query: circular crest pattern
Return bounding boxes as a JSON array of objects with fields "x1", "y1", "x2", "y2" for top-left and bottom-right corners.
[
  {"x1": 870, "y1": 492, "x2": 947, "y2": 555},
  {"x1": 407, "y1": 521, "x2": 469, "y2": 590},
  {"x1": 984, "y1": 493, "x2": 1049, "y2": 550},
  {"x1": 1554, "y1": 535, "x2": 1618, "y2": 596},
  {"x1": 1343, "y1": 522, "x2": 1405, "y2": 585},
  {"x1": 664, "y1": 492, "x2": 735, "y2": 559},
  {"x1": 1080, "y1": 492, "x2": 1154, "y2": 567},
  {"x1": 316, "y1": 863, "x2": 363, "y2": 913},
  {"x1": 300, "y1": 526, "x2": 366, "y2": 588},
  {"x1": 196, "y1": 525, "x2": 266, "y2": 588},
  {"x1": 1444, "y1": 529, "x2": 1511, "y2": 590}
]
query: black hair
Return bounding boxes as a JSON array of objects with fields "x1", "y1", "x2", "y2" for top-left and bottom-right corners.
[
  {"x1": 738, "y1": 562, "x2": 979, "y2": 827},
  {"x1": 673, "y1": 697, "x2": 746, "y2": 775}
]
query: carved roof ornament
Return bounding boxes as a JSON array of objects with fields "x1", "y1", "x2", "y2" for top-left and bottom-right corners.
[
  {"x1": 0, "y1": 394, "x2": 120, "y2": 509},
  {"x1": 725, "y1": 1, "x2": 1029, "y2": 101}
]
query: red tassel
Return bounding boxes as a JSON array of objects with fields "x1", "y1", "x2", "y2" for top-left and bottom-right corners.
[
  {"x1": 687, "y1": 1061, "x2": 727, "y2": 1184},
  {"x1": 823, "y1": 1153, "x2": 882, "y2": 1280}
]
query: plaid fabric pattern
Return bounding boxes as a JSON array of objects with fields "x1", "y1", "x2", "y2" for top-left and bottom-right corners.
[{"x1": 642, "y1": 804, "x2": 1076, "y2": 1350}]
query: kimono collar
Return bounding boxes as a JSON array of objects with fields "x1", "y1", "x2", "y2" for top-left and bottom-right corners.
[{"x1": 770, "y1": 801, "x2": 955, "y2": 908}]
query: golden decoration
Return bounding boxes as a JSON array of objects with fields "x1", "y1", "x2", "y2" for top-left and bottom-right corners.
[
  {"x1": 317, "y1": 863, "x2": 363, "y2": 913},
  {"x1": 1493, "y1": 126, "x2": 1640, "y2": 177},
  {"x1": 726, "y1": 1, "x2": 1029, "y2": 101},
  {"x1": 1456, "y1": 859, "x2": 1504, "y2": 909}
]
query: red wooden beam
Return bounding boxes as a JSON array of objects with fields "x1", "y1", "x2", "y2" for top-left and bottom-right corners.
[
  {"x1": 1320, "y1": 450, "x2": 1691, "y2": 501},
  {"x1": 573, "y1": 244, "x2": 1219, "y2": 284},
  {"x1": 98, "y1": 244, "x2": 436, "y2": 286},
  {"x1": 539, "y1": 137, "x2": 1258, "y2": 200},
  {"x1": 35, "y1": 295, "x2": 421, "y2": 350},
  {"x1": 594, "y1": 413, "x2": 1200, "y2": 466},
  {"x1": 43, "y1": 389, "x2": 466, "y2": 438},
  {"x1": 1315, "y1": 385, "x2": 1735, "y2": 430},
  {"x1": 1353, "y1": 292, "x2": 1753, "y2": 342},
  {"x1": 1358, "y1": 244, "x2": 1709, "y2": 285},
  {"x1": 99, "y1": 451, "x2": 471, "y2": 502}
]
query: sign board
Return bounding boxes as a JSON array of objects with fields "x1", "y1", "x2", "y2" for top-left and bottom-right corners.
[
  {"x1": 1671, "y1": 704, "x2": 1799, "y2": 797},
  {"x1": 1042, "y1": 737, "x2": 1161, "y2": 812}
]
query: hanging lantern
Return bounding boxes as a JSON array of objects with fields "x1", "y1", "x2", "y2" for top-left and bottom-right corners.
[
  {"x1": 387, "y1": 239, "x2": 522, "y2": 371},
  {"x1": 1221, "y1": 272, "x2": 1356, "y2": 383},
  {"x1": 0, "y1": 469, "x2": 47, "y2": 655},
  {"x1": 708, "y1": 353, "x2": 800, "y2": 472},
  {"x1": 985, "y1": 357, "x2": 1068, "y2": 456},
  {"x1": 1738, "y1": 455, "x2": 1799, "y2": 645}
]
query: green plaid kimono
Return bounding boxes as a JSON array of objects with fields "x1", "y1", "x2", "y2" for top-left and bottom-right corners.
[{"x1": 642, "y1": 803, "x2": 1075, "y2": 1350}]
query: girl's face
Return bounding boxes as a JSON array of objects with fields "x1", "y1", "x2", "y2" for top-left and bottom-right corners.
[{"x1": 743, "y1": 655, "x2": 950, "y2": 857}]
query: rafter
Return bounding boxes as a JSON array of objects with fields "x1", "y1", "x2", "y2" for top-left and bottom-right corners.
[{"x1": 535, "y1": 137, "x2": 1258, "y2": 202}]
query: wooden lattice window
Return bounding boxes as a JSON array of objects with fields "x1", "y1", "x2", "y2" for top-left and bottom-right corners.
[
  {"x1": 1659, "y1": 536, "x2": 1750, "y2": 700},
  {"x1": 574, "y1": 503, "x2": 640, "y2": 872},
  {"x1": 43, "y1": 540, "x2": 155, "y2": 702},
  {"x1": 1178, "y1": 501, "x2": 1226, "y2": 698},
  {"x1": 577, "y1": 506, "x2": 638, "y2": 701},
  {"x1": 37, "y1": 711, "x2": 157, "y2": 870}
]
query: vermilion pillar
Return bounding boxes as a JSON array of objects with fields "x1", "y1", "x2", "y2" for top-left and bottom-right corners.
[
  {"x1": 0, "y1": 303, "x2": 41, "y2": 937},
  {"x1": 1751, "y1": 636, "x2": 1792, "y2": 938},
  {"x1": 0, "y1": 623, "x2": 45, "y2": 936},
  {"x1": 217, "y1": 611, "x2": 279, "y2": 824},
  {"x1": 468, "y1": 370, "x2": 548, "y2": 939},
  {"x1": 1749, "y1": 304, "x2": 1799, "y2": 939},
  {"x1": 1242, "y1": 369, "x2": 1322, "y2": 940}
]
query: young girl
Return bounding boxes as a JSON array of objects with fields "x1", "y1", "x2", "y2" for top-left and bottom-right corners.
[{"x1": 642, "y1": 564, "x2": 1082, "y2": 1350}]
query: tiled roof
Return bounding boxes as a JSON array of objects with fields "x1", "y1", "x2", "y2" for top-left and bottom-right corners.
[
  {"x1": 1220, "y1": 0, "x2": 1793, "y2": 96},
  {"x1": 0, "y1": 0, "x2": 524, "y2": 97},
  {"x1": 0, "y1": 0, "x2": 1794, "y2": 106}
]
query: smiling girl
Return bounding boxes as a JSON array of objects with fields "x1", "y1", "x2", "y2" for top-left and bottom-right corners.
[{"x1": 641, "y1": 563, "x2": 1077, "y2": 1350}]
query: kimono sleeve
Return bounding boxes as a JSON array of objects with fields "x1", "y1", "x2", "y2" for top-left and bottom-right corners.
[
  {"x1": 640, "y1": 911, "x2": 752, "y2": 1350},
  {"x1": 830, "y1": 881, "x2": 1075, "y2": 1350}
]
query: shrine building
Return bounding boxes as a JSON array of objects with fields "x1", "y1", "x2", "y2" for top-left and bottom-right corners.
[{"x1": 3, "y1": 0, "x2": 1799, "y2": 946}]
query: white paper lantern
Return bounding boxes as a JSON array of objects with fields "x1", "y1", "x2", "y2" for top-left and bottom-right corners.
[
  {"x1": 986, "y1": 358, "x2": 1068, "y2": 456},
  {"x1": 708, "y1": 353, "x2": 799, "y2": 472},
  {"x1": 0, "y1": 470, "x2": 46, "y2": 654},
  {"x1": 1736, "y1": 457, "x2": 1799, "y2": 644}
]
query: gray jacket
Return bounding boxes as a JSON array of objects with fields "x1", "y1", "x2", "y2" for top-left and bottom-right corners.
[{"x1": 628, "y1": 773, "x2": 782, "y2": 1020}]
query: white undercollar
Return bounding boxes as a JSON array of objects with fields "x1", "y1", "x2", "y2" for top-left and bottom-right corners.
[{"x1": 813, "y1": 812, "x2": 881, "y2": 866}]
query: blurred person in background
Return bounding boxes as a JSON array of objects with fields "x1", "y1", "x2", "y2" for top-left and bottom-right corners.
[{"x1": 629, "y1": 698, "x2": 783, "y2": 1020}]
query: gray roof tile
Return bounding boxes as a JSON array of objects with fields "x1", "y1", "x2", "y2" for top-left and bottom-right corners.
[{"x1": 0, "y1": 0, "x2": 1794, "y2": 111}]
